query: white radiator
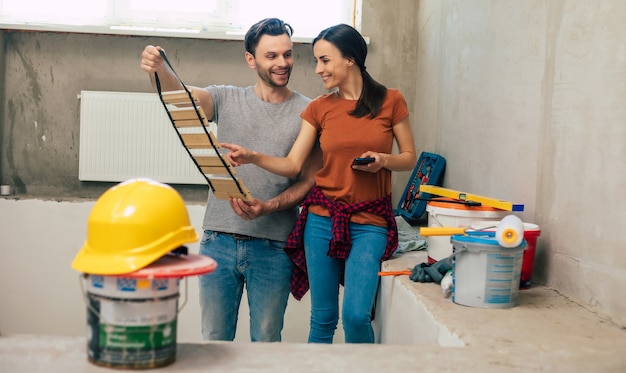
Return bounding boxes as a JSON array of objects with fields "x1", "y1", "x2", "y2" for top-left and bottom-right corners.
[{"x1": 79, "y1": 90, "x2": 210, "y2": 185}]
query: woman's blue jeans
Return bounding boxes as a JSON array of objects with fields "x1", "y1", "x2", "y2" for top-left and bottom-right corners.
[
  {"x1": 197, "y1": 230, "x2": 293, "y2": 342},
  {"x1": 304, "y1": 212, "x2": 388, "y2": 343}
]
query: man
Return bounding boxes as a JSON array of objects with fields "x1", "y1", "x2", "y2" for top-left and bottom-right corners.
[{"x1": 140, "y1": 18, "x2": 320, "y2": 342}]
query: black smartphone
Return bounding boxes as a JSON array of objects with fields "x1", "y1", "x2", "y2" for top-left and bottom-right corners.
[{"x1": 352, "y1": 157, "x2": 375, "y2": 166}]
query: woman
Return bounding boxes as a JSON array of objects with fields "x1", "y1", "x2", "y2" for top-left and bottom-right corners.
[{"x1": 223, "y1": 24, "x2": 416, "y2": 343}]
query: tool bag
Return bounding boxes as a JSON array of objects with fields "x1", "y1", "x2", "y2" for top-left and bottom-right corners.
[{"x1": 395, "y1": 152, "x2": 446, "y2": 224}]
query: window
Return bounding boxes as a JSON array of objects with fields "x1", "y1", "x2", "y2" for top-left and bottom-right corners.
[{"x1": 0, "y1": 0, "x2": 362, "y2": 42}]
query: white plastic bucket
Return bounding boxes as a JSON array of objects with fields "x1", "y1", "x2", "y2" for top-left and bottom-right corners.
[
  {"x1": 451, "y1": 232, "x2": 525, "y2": 308},
  {"x1": 426, "y1": 199, "x2": 510, "y2": 263},
  {"x1": 84, "y1": 275, "x2": 180, "y2": 369}
]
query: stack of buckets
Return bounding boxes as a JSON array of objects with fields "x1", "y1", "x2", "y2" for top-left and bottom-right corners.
[
  {"x1": 83, "y1": 270, "x2": 184, "y2": 368},
  {"x1": 71, "y1": 178, "x2": 216, "y2": 369},
  {"x1": 425, "y1": 199, "x2": 541, "y2": 308},
  {"x1": 79, "y1": 255, "x2": 217, "y2": 369}
]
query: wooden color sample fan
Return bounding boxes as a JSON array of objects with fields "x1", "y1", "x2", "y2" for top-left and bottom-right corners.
[{"x1": 154, "y1": 50, "x2": 253, "y2": 201}]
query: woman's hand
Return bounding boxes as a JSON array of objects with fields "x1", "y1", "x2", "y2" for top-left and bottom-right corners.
[
  {"x1": 351, "y1": 152, "x2": 386, "y2": 173},
  {"x1": 221, "y1": 143, "x2": 254, "y2": 167}
]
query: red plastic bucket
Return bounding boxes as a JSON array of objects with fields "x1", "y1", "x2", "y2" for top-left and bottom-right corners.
[{"x1": 520, "y1": 223, "x2": 541, "y2": 289}]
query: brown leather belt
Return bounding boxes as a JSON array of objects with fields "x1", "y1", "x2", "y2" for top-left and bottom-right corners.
[{"x1": 219, "y1": 231, "x2": 256, "y2": 240}]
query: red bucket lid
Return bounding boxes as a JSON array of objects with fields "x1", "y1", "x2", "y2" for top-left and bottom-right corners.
[{"x1": 110, "y1": 253, "x2": 217, "y2": 279}]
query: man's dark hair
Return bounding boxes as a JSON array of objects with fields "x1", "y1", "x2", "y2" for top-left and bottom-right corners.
[{"x1": 244, "y1": 18, "x2": 294, "y2": 56}]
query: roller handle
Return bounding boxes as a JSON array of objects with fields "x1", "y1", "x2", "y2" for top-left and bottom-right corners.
[{"x1": 419, "y1": 227, "x2": 467, "y2": 236}]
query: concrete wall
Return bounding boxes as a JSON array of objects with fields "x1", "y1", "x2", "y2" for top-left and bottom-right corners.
[
  {"x1": 0, "y1": 1, "x2": 419, "y2": 201},
  {"x1": 0, "y1": 199, "x2": 331, "y2": 343},
  {"x1": 1, "y1": 0, "x2": 625, "y2": 342},
  {"x1": 0, "y1": 31, "x2": 321, "y2": 199},
  {"x1": 0, "y1": 30, "x2": 5, "y2": 181},
  {"x1": 0, "y1": 1, "x2": 414, "y2": 342},
  {"x1": 413, "y1": 0, "x2": 626, "y2": 325}
]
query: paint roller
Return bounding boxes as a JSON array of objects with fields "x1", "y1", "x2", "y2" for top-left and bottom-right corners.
[{"x1": 419, "y1": 214, "x2": 525, "y2": 248}]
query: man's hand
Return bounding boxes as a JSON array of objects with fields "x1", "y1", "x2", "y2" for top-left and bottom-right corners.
[
  {"x1": 140, "y1": 45, "x2": 165, "y2": 73},
  {"x1": 227, "y1": 145, "x2": 322, "y2": 220},
  {"x1": 229, "y1": 197, "x2": 278, "y2": 220}
]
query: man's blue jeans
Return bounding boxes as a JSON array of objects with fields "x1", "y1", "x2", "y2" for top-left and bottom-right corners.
[
  {"x1": 304, "y1": 213, "x2": 388, "y2": 343},
  {"x1": 198, "y1": 230, "x2": 293, "y2": 342}
]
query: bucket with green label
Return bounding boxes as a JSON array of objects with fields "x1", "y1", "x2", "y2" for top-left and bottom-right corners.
[
  {"x1": 79, "y1": 253, "x2": 217, "y2": 369},
  {"x1": 85, "y1": 275, "x2": 180, "y2": 369}
]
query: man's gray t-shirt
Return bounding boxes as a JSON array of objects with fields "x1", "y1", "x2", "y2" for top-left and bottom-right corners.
[{"x1": 201, "y1": 85, "x2": 310, "y2": 241}]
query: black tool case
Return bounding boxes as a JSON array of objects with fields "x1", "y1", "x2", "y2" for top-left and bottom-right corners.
[{"x1": 395, "y1": 152, "x2": 446, "y2": 224}]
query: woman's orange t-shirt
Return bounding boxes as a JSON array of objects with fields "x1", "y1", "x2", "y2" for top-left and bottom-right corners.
[{"x1": 301, "y1": 88, "x2": 409, "y2": 227}]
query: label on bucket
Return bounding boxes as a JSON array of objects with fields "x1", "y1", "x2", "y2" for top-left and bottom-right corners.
[
  {"x1": 86, "y1": 285, "x2": 179, "y2": 368},
  {"x1": 452, "y1": 239, "x2": 523, "y2": 309},
  {"x1": 483, "y1": 252, "x2": 522, "y2": 304},
  {"x1": 98, "y1": 321, "x2": 176, "y2": 348},
  {"x1": 99, "y1": 296, "x2": 177, "y2": 324},
  {"x1": 88, "y1": 275, "x2": 180, "y2": 299}
]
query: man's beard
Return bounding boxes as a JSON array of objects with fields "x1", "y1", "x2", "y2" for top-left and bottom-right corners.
[{"x1": 258, "y1": 68, "x2": 291, "y2": 88}]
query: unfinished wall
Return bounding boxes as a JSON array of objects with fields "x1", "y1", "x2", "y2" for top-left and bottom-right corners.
[
  {"x1": 0, "y1": 1, "x2": 420, "y2": 340},
  {"x1": 414, "y1": 0, "x2": 626, "y2": 325},
  {"x1": 0, "y1": 1, "x2": 420, "y2": 202},
  {"x1": 1, "y1": 0, "x2": 625, "y2": 340},
  {"x1": 0, "y1": 30, "x2": 5, "y2": 184},
  {"x1": 0, "y1": 31, "x2": 323, "y2": 200}
]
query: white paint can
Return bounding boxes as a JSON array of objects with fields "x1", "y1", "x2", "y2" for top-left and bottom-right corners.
[{"x1": 426, "y1": 199, "x2": 509, "y2": 263}]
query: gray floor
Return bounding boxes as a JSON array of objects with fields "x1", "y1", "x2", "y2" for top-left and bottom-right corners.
[
  {"x1": 1, "y1": 331, "x2": 624, "y2": 372},
  {"x1": 2, "y1": 270, "x2": 626, "y2": 372}
]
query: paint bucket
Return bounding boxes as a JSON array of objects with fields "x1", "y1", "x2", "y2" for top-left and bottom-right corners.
[
  {"x1": 426, "y1": 199, "x2": 510, "y2": 263},
  {"x1": 451, "y1": 232, "x2": 525, "y2": 308},
  {"x1": 484, "y1": 222, "x2": 541, "y2": 289},
  {"x1": 520, "y1": 223, "x2": 541, "y2": 289},
  {"x1": 84, "y1": 274, "x2": 180, "y2": 369},
  {"x1": 79, "y1": 253, "x2": 217, "y2": 369}
]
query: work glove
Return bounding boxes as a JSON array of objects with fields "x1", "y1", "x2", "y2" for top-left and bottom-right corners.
[{"x1": 409, "y1": 255, "x2": 453, "y2": 284}]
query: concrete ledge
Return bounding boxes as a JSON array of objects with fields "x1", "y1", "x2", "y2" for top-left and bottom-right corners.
[
  {"x1": 377, "y1": 251, "x2": 626, "y2": 366},
  {"x1": 1, "y1": 252, "x2": 625, "y2": 371},
  {"x1": 1, "y1": 332, "x2": 624, "y2": 372}
]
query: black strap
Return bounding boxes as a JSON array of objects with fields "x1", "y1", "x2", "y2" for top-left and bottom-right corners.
[
  {"x1": 153, "y1": 49, "x2": 247, "y2": 197},
  {"x1": 414, "y1": 197, "x2": 481, "y2": 207}
]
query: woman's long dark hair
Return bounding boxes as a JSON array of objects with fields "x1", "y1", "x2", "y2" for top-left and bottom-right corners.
[{"x1": 313, "y1": 24, "x2": 387, "y2": 118}]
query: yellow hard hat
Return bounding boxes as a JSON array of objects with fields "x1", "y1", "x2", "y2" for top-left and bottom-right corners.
[{"x1": 72, "y1": 178, "x2": 199, "y2": 275}]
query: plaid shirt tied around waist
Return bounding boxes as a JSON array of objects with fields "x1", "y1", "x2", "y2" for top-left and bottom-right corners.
[{"x1": 285, "y1": 186, "x2": 399, "y2": 300}]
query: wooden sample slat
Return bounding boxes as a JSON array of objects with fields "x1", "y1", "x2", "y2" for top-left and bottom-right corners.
[
  {"x1": 161, "y1": 90, "x2": 199, "y2": 105},
  {"x1": 210, "y1": 178, "x2": 252, "y2": 200},
  {"x1": 200, "y1": 166, "x2": 231, "y2": 175},
  {"x1": 181, "y1": 134, "x2": 214, "y2": 148},
  {"x1": 207, "y1": 131, "x2": 219, "y2": 146},
  {"x1": 195, "y1": 156, "x2": 224, "y2": 167},
  {"x1": 169, "y1": 107, "x2": 207, "y2": 121},
  {"x1": 195, "y1": 156, "x2": 233, "y2": 175},
  {"x1": 173, "y1": 118, "x2": 205, "y2": 128},
  {"x1": 156, "y1": 53, "x2": 254, "y2": 202}
]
